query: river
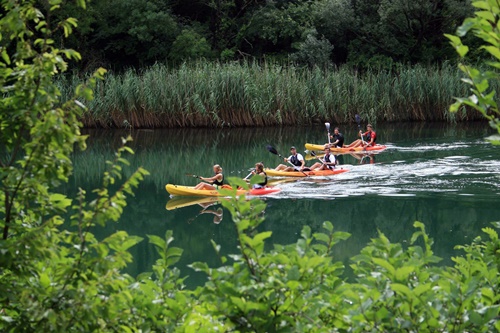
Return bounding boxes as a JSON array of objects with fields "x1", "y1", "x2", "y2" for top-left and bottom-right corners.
[{"x1": 69, "y1": 122, "x2": 500, "y2": 288}]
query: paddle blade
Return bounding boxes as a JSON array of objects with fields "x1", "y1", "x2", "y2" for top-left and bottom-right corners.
[
  {"x1": 325, "y1": 122, "x2": 330, "y2": 131},
  {"x1": 310, "y1": 151, "x2": 317, "y2": 157},
  {"x1": 355, "y1": 114, "x2": 361, "y2": 124},
  {"x1": 266, "y1": 144, "x2": 279, "y2": 155}
]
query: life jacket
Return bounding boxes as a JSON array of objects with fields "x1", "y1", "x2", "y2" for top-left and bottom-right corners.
[
  {"x1": 258, "y1": 171, "x2": 268, "y2": 186},
  {"x1": 364, "y1": 130, "x2": 376, "y2": 143},
  {"x1": 324, "y1": 154, "x2": 336, "y2": 169},
  {"x1": 213, "y1": 173, "x2": 224, "y2": 186},
  {"x1": 290, "y1": 154, "x2": 301, "y2": 167}
]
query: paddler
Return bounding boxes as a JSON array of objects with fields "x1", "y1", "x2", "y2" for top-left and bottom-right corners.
[
  {"x1": 194, "y1": 164, "x2": 224, "y2": 190},
  {"x1": 248, "y1": 162, "x2": 268, "y2": 189},
  {"x1": 329, "y1": 127, "x2": 345, "y2": 148},
  {"x1": 310, "y1": 147, "x2": 337, "y2": 171},
  {"x1": 345, "y1": 124, "x2": 377, "y2": 148},
  {"x1": 274, "y1": 146, "x2": 307, "y2": 172}
]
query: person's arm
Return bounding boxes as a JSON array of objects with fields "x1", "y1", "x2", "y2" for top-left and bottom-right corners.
[
  {"x1": 363, "y1": 133, "x2": 375, "y2": 147},
  {"x1": 200, "y1": 174, "x2": 222, "y2": 183}
]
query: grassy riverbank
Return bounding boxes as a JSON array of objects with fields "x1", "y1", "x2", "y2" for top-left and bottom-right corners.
[{"x1": 59, "y1": 62, "x2": 482, "y2": 128}]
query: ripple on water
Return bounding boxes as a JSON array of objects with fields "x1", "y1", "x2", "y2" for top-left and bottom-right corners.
[{"x1": 273, "y1": 145, "x2": 500, "y2": 199}]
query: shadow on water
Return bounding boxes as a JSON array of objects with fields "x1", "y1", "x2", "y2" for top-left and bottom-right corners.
[{"x1": 65, "y1": 121, "x2": 500, "y2": 288}]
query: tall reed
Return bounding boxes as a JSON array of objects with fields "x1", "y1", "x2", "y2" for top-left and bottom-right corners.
[{"x1": 58, "y1": 62, "x2": 488, "y2": 128}]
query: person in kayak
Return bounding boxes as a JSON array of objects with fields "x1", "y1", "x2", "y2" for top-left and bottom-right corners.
[
  {"x1": 194, "y1": 164, "x2": 224, "y2": 190},
  {"x1": 345, "y1": 124, "x2": 377, "y2": 148},
  {"x1": 248, "y1": 162, "x2": 268, "y2": 189},
  {"x1": 274, "y1": 146, "x2": 306, "y2": 171},
  {"x1": 310, "y1": 147, "x2": 337, "y2": 170},
  {"x1": 329, "y1": 127, "x2": 345, "y2": 148}
]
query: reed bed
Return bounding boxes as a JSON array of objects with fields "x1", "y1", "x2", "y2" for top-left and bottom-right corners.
[{"x1": 58, "y1": 62, "x2": 490, "y2": 128}]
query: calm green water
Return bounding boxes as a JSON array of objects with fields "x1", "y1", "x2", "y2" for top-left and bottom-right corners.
[{"x1": 69, "y1": 122, "x2": 500, "y2": 288}]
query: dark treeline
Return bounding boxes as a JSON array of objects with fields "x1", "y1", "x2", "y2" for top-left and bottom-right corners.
[{"x1": 52, "y1": 0, "x2": 475, "y2": 71}]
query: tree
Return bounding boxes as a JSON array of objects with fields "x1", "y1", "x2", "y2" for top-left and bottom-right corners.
[
  {"x1": 0, "y1": 1, "x2": 167, "y2": 330},
  {"x1": 347, "y1": 0, "x2": 473, "y2": 66},
  {"x1": 446, "y1": 0, "x2": 500, "y2": 143},
  {"x1": 169, "y1": 29, "x2": 214, "y2": 63}
]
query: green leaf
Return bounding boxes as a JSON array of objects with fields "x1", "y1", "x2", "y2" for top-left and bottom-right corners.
[
  {"x1": 395, "y1": 266, "x2": 414, "y2": 281},
  {"x1": 314, "y1": 232, "x2": 330, "y2": 244},
  {"x1": 456, "y1": 44, "x2": 470, "y2": 57},
  {"x1": 322, "y1": 221, "x2": 333, "y2": 232},
  {"x1": 372, "y1": 258, "x2": 396, "y2": 276},
  {"x1": 483, "y1": 46, "x2": 500, "y2": 60},
  {"x1": 1, "y1": 50, "x2": 10, "y2": 65},
  {"x1": 39, "y1": 273, "x2": 50, "y2": 288},
  {"x1": 189, "y1": 262, "x2": 209, "y2": 273},
  {"x1": 457, "y1": 19, "x2": 476, "y2": 36},
  {"x1": 287, "y1": 265, "x2": 300, "y2": 281},
  {"x1": 147, "y1": 234, "x2": 165, "y2": 249},
  {"x1": 391, "y1": 283, "x2": 413, "y2": 298}
]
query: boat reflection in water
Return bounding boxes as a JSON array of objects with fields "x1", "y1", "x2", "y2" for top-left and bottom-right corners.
[
  {"x1": 349, "y1": 152, "x2": 377, "y2": 164},
  {"x1": 190, "y1": 203, "x2": 224, "y2": 224},
  {"x1": 166, "y1": 197, "x2": 225, "y2": 224}
]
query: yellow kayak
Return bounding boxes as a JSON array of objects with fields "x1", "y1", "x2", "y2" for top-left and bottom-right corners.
[
  {"x1": 165, "y1": 184, "x2": 281, "y2": 197},
  {"x1": 166, "y1": 196, "x2": 221, "y2": 210},
  {"x1": 305, "y1": 143, "x2": 387, "y2": 153}
]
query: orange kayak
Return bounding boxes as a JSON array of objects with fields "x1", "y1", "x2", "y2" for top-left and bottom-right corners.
[{"x1": 265, "y1": 168, "x2": 349, "y2": 177}]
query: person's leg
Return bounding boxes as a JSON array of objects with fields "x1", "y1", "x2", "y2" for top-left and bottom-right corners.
[
  {"x1": 345, "y1": 139, "x2": 361, "y2": 148},
  {"x1": 310, "y1": 162, "x2": 321, "y2": 170},
  {"x1": 350, "y1": 140, "x2": 363, "y2": 148},
  {"x1": 195, "y1": 183, "x2": 215, "y2": 190},
  {"x1": 275, "y1": 164, "x2": 287, "y2": 171}
]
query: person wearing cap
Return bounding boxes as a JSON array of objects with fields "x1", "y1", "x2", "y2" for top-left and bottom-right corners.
[
  {"x1": 274, "y1": 146, "x2": 306, "y2": 171},
  {"x1": 345, "y1": 124, "x2": 377, "y2": 148},
  {"x1": 310, "y1": 147, "x2": 337, "y2": 170}
]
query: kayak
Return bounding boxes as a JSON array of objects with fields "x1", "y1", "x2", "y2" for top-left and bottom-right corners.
[
  {"x1": 166, "y1": 196, "x2": 221, "y2": 210},
  {"x1": 305, "y1": 143, "x2": 387, "y2": 153},
  {"x1": 265, "y1": 168, "x2": 349, "y2": 177},
  {"x1": 165, "y1": 184, "x2": 281, "y2": 197}
]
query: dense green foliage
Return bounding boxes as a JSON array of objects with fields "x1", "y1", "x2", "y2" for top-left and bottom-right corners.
[
  {"x1": 59, "y1": 62, "x2": 484, "y2": 128},
  {"x1": 446, "y1": 0, "x2": 500, "y2": 143},
  {"x1": 49, "y1": 0, "x2": 474, "y2": 70},
  {"x1": 2, "y1": 0, "x2": 500, "y2": 332}
]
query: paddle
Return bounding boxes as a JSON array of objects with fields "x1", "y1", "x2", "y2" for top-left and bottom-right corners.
[
  {"x1": 355, "y1": 114, "x2": 365, "y2": 145},
  {"x1": 266, "y1": 145, "x2": 309, "y2": 176},
  {"x1": 186, "y1": 173, "x2": 201, "y2": 179},
  {"x1": 325, "y1": 122, "x2": 331, "y2": 146},
  {"x1": 243, "y1": 169, "x2": 255, "y2": 180},
  {"x1": 310, "y1": 150, "x2": 336, "y2": 167}
]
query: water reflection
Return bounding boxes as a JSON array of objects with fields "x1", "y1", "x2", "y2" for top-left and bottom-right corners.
[
  {"x1": 166, "y1": 197, "x2": 225, "y2": 225},
  {"x1": 67, "y1": 122, "x2": 500, "y2": 288},
  {"x1": 348, "y1": 152, "x2": 377, "y2": 164}
]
